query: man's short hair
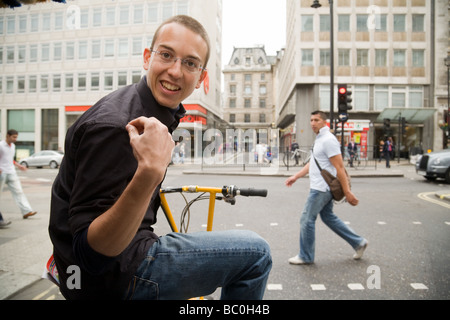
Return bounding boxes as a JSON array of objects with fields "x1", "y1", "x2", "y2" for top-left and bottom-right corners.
[
  {"x1": 150, "y1": 15, "x2": 211, "y2": 69},
  {"x1": 7, "y1": 129, "x2": 18, "y2": 136},
  {"x1": 311, "y1": 110, "x2": 327, "y2": 121}
]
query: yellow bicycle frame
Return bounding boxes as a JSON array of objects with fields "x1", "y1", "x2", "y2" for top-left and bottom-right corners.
[{"x1": 159, "y1": 186, "x2": 224, "y2": 233}]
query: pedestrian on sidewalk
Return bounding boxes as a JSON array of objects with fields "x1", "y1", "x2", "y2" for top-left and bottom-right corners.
[
  {"x1": 284, "y1": 111, "x2": 367, "y2": 265},
  {"x1": 49, "y1": 15, "x2": 271, "y2": 300},
  {"x1": 0, "y1": 129, "x2": 37, "y2": 221}
]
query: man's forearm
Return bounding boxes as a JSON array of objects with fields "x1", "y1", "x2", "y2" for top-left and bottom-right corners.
[{"x1": 87, "y1": 167, "x2": 163, "y2": 257}]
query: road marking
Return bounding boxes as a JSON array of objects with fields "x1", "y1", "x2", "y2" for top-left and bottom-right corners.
[
  {"x1": 310, "y1": 284, "x2": 326, "y2": 291},
  {"x1": 270, "y1": 222, "x2": 278, "y2": 226},
  {"x1": 32, "y1": 287, "x2": 53, "y2": 300},
  {"x1": 417, "y1": 192, "x2": 450, "y2": 209},
  {"x1": 235, "y1": 223, "x2": 244, "y2": 227},
  {"x1": 267, "y1": 284, "x2": 283, "y2": 290},
  {"x1": 412, "y1": 221, "x2": 422, "y2": 225},
  {"x1": 377, "y1": 221, "x2": 386, "y2": 225},
  {"x1": 348, "y1": 283, "x2": 365, "y2": 290},
  {"x1": 410, "y1": 283, "x2": 428, "y2": 290}
]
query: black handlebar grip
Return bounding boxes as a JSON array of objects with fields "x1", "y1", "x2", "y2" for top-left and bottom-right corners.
[{"x1": 238, "y1": 188, "x2": 268, "y2": 197}]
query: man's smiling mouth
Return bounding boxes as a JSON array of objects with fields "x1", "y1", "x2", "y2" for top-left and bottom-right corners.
[{"x1": 161, "y1": 81, "x2": 181, "y2": 92}]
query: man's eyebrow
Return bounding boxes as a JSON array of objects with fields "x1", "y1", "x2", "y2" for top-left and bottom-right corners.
[{"x1": 157, "y1": 44, "x2": 202, "y2": 62}]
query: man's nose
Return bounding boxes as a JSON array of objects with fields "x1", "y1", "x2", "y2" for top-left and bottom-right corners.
[{"x1": 167, "y1": 59, "x2": 183, "y2": 77}]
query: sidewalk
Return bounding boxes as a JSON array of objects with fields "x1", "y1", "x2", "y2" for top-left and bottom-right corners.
[{"x1": 1, "y1": 161, "x2": 448, "y2": 300}]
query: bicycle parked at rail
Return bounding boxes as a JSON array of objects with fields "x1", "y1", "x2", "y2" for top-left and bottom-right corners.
[{"x1": 283, "y1": 148, "x2": 311, "y2": 167}]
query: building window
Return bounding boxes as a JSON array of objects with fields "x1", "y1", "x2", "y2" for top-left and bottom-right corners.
[
  {"x1": 41, "y1": 44, "x2": 50, "y2": 62},
  {"x1": 66, "y1": 42, "x2": 74, "y2": 60},
  {"x1": 412, "y1": 15, "x2": 424, "y2": 32},
  {"x1": 302, "y1": 49, "x2": 313, "y2": 66},
  {"x1": 244, "y1": 99, "x2": 251, "y2": 108},
  {"x1": 106, "y1": 7, "x2": 115, "y2": 26},
  {"x1": 244, "y1": 114, "x2": 251, "y2": 123},
  {"x1": 78, "y1": 73, "x2": 86, "y2": 91},
  {"x1": 65, "y1": 74, "x2": 73, "y2": 92},
  {"x1": 40, "y1": 75, "x2": 48, "y2": 92},
  {"x1": 30, "y1": 44, "x2": 38, "y2": 63},
  {"x1": 91, "y1": 72, "x2": 99, "y2": 91},
  {"x1": 18, "y1": 45, "x2": 26, "y2": 63},
  {"x1": 259, "y1": 114, "x2": 266, "y2": 123},
  {"x1": 412, "y1": 50, "x2": 424, "y2": 67},
  {"x1": 244, "y1": 85, "x2": 252, "y2": 95},
  {"x1": 320, "y1": 15, "x2": 330, "y2": 32},
  {"x1": 104, "y1": 72, "x2": 113, "y2": 90},
  {"x1": 320, "y1": 49, "x2": 330, "y2": 66},
  {"x1": 79, "y1": 41, "x2": 88, "y2": 59},
  {"x1": 105, "y1": 39, "x2": 114, "y2": 57},
  {"x1": 134, "y1": 5, "x2": 144, "y2": 24},
  {"x1": 338, "y1": 15, "x2": 350, "y2": 32},
  {"x1": 118, "y1": 71, "x2": 127, "y2": 87},
  {"x1": 148, "y1": 3, "x2": 158, "y2": 23},
  {"x1": 6, "y1": 76, "x2": 14, "y2": 94},
  {"x1": 338, "y1": 49, "x2": 350, "y2": 66},
  {"x1": 120, "y1": 6, "x2": 130, "y2": 25},
  {"x1": 92, "y1": 40, "x2": 101, "y2": 59},
  {"x1": 375, "y1": 49, "x2": 387, "y2": 67},
  {"x1": 7, "y1": 46, "x2": 15, "y2": 63},
  {"x1": 374, "y1": 14, "x2": 387, "y2": 32},
  {"x1": 356, "y1": 49, "x2": 368, "y2": 66},
  {"x1": 409, "y1": 86, "x2": 423, "y2": 108},
  {"x1": 229, "y1": 114, "x2": 235, "y2": 123},
  {"x1": 259, "y1": 85, "x2": 266, "y2": 95},
  {"x1": 374, "y1": 86, "x2": 388, "y2": 111},
  {"x1": 244, "y1": 74, "x2": 252, "y2": 82},
  {"x1": 301, "y1": 15, "x2": 313, "y2": 32},
  {"x1": 393, "y1": 50, "x2": 406, "y2": 67},
  {"x1": 119, "y1": 38, "x2": 128, "y2": 57},
  {"x1": 393, "y1": 14, "x2": 406, "y2": 32},
  {"x1": 29, "y1": 76, "x2": 37, "y2": 93},
  {"x1": 259, "y1": 99, "x2": 266, "y2": 108},
  {"x1": 52, "y1": 74, "x2": 61, "y2": 92},
  {"x1": 356, "y1": 15, "x2": 368, "y2": 32},
  {"x1": 229, "y1": 98, "x2": 236, "y2": 108},
  {"x1": 93, "y1": 8, "x2": 102, "y2": 27},
  {"x1": 17, "y1": 76, "x2": 25, "y2": 93},
  {"x1": 54, "y1": 42, "x2": 62, "y2": 61},
  {"x1": 230, "y1": 85, "x2": 236, "y2": 95},
  {"x1": 354, "y1": 85, "x2": 369, "y2": 111}
]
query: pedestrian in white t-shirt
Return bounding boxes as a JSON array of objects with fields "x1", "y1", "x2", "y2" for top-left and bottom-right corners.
[{"x1": 0, "y1": 129, "x2": 37, "y2": 225}]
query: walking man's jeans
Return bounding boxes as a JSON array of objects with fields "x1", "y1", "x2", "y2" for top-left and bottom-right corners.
[
  {"x1": 299, "y1": 189, "x2": 364, "y2": 263},
  {"x1": 124, "y1": 230, "x2": 272, "y2": 300},
  {"x1": 0, "y1": 172, "x2": 33, "y2": 216}
]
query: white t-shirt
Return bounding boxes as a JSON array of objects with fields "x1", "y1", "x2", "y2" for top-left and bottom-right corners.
[
  {"x1": 0, "y1": 140, "x2": 16, "y2": 174},
  {"x1": 309, "y1": 126, "x2": 341, "y2": 192}
]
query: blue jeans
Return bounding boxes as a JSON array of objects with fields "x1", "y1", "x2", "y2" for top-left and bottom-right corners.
[
  {"x1": 124, "y1": 230, "x2": 272, "y2": 300},
  {"x1": 299, "y1": 189, "x2": 364, "y2": 263},
  {"x1": 0, "y1": 172, "x2": 33, "y2": 216}
]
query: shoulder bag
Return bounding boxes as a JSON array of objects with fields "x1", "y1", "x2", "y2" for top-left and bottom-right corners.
[{"x1": 312, "y1": 153, "x2": 351, "y2": 201}]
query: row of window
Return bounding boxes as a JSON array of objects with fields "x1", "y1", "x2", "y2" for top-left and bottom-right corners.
[
  {"x1": 301, "y1": 48, "x2": 425, "y2": 68},
  {"x1": 0, "y1": 1, "x2": 188, "y2": 34},
  {"x1": 302, "y1": 14, "x2": 425, "y2": 33},
  {"x1": 318, "y1": 85, "x2": 424, "y2": 111},
  {"x1": 229, "y1": 113, "x2": 267, "y2": 124},
  {"x1": 0, "y1": 37, "x2": 150, "y2": 64},
  {"x1": 229, "y1": 84, "x2": 267, "y2": 96},
  {"x1": 0, "y1": 71, "x2": 143, "y2": 94},
  {"x1": 228, "y1": 98, "x2": 267, "y2": 109}
]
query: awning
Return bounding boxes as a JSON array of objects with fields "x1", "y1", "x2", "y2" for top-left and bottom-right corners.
[{"x1": 376, "y1": 108, "x2": 436, "y2": 124}]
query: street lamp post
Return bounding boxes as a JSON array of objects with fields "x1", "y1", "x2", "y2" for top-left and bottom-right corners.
[
  {"x1": 312, "y1": 0, "x2": 334, "y2": 130},
  {"x1": 445, "y1": 56, "x2": 450, "y2": 148}
]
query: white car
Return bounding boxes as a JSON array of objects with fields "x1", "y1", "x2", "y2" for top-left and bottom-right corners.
[{"x1": 19, "y1": 150, "x2": 64, "y2": 169}]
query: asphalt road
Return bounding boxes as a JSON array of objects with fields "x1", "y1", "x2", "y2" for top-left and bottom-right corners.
[{"x1": 5, "y1": 164, "x2": 450, "y2": 301}]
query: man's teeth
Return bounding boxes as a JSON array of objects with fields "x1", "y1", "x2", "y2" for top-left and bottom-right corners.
[{"x1": 162, "y1": 82, "x2": 180, "y2": 91}]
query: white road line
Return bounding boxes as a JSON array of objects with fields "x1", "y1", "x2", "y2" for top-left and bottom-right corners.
[
  {"x1": 348, "y1": 283, "x2": 365, "y2": 290},
  {"x1": 410, "y1": 283, "x2": 428, "y2": 290},
  {"x1": 267, "y1": 284, "x2": 283, "y2": 291},
  {"x1": 310, "y1": 284, "x2": 326, "y2": 291}
]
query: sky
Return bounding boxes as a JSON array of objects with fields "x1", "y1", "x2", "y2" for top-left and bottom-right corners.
[{"x1": 221, "y1": 0, "x2": 286, "y2": 66}]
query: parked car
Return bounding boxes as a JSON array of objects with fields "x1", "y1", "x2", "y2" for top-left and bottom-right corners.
[
  {"x1": 415, "y1": 149, "x2": 450, "y2": 183},
  {"x1": 19, "y1": 150, "x2": 64, "y2": 169}
]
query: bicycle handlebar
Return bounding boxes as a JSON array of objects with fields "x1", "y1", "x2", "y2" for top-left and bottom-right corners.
[
  {"x1": 160, "y1": 185, "x2": 268, "y2": 198},
  {"x1": 226, "y1": 186, "x2": 268, "y2": 197}
]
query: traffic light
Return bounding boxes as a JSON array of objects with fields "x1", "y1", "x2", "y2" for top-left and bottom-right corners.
[
  {"x1": 338, "y1": 84, "x2": 352, "y2": 113},
  {"x1": 400, "y1": 117, "x2": 406, "y2": 134}
]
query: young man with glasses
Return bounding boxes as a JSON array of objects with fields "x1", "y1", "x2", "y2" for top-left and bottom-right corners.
[{"x1": 49, "y1": 15, "x2": 271, "y2": 300}]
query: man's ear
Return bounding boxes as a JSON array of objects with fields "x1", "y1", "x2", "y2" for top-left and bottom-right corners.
[
  {"x1": 195, "y1": 70, "x2": 208, "y2": 89},
  {"x1": 143, "y1": 48, "x2": 151, "y2": 70}
]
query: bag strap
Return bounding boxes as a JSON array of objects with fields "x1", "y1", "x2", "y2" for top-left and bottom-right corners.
[{"x1": 310, "y1": 146, "x2": 323, "y2": 171}]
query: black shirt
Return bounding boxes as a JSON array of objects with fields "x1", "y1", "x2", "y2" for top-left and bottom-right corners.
[{"x1": 49, "y1": 77, "x2": 185, "y2": 299}]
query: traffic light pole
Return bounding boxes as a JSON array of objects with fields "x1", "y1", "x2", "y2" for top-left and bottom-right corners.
[{"x1": 329, "y1": 0, "x2": 334, "y2": 131}]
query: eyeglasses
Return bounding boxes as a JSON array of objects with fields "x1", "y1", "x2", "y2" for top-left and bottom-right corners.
[{"x1": 151, "y1": 50, "x2": 207, "y2": 73}]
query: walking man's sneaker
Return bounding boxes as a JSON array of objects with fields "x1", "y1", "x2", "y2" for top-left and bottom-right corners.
[{"x1": 353, "y1": 239, "x2": 368, "y2": 260}]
